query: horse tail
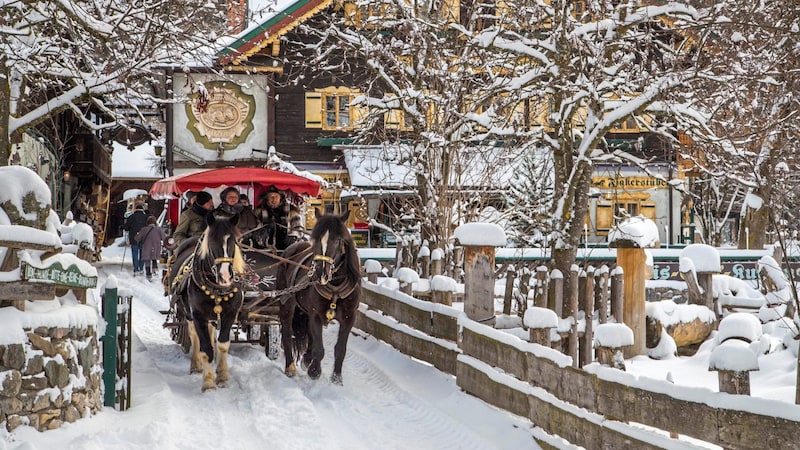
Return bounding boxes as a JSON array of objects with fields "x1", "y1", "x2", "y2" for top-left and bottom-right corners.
[{"x1": 292, "y1": 308, "x2": 309, "y2": 360}]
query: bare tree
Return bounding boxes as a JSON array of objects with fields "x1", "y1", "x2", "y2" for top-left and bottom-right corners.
[
  {"x1": 0, "y1": 0, "x2": 225, "y2": 162},
  {"x1": 686, "y1": 0, "x2": 800, "y2": 249}
]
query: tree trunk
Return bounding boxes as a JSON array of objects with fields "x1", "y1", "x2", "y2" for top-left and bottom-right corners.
[{"x1": 0, "y1": 64, "x2": 10, "y2": 165}]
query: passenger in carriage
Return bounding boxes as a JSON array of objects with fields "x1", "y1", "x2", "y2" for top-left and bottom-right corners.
[
  {"x1": 214, "y1": 187, "x2": 259, "y2": 241},
  {"x1": 253, "y1": 185, "x2": 298, "y2": 251},
  {"x1": 173, "y1": 191, "x2": 214, "y2": 245}
]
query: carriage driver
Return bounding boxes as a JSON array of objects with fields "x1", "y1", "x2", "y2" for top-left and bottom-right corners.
[{"x1": 253, "y1": 186, "x2": 298, "y2": 250}]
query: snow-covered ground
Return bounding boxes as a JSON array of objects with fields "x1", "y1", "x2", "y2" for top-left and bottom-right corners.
[{"x1": 3, "y1": 239, "x2": 539, "y2": 450}]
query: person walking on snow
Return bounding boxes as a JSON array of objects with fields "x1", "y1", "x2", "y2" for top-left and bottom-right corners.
[
  {"x1": 135, "y1": 215, "x2": 167, "y2": 281},
  {"x1": 123, "y1": 202, "x2": 148, "y2": 275}
]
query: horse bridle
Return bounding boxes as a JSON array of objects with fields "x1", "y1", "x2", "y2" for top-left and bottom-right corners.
[
  {"x1": 191, "y1": 235, "x2": 244, "y2": 320},
  {"x1": 309, "y1": 238, "x2": 357, "y2": 322}
]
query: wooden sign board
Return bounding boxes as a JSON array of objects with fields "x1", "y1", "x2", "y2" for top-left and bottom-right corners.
[{"x1": 21, "y1": 261, "x2": 98, "y2": 289}]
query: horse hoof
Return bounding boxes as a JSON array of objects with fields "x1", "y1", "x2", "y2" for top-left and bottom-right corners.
[
  {"x1": 285, "y1": 363, "x2": 297, "y2": 377},
  {"x1": 330, "y1": 373, "x2": 343, "y2": 386},
  {"x1": 308, "y1": 366, "x2": 321, "y2": 380},
  {"x1": 202, "y1": 383, "x2": 217, "y2": 392}
]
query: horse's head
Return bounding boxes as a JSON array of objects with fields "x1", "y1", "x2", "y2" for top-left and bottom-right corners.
[
  {"x1": 309, "y1": 208, "x2": 353, "y2": 285},
  {"x1": 198, "y1": 213, "x2": 247, "y2": 287}
]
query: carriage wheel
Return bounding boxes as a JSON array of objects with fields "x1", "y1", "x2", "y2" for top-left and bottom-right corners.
[
  {"x1": 264, "y1": 324, "x2": 281, "y2": 360},
  {"x1": 247, "y1": 324, "x2": 261, "y2": 343},
  {"x1": 169, "y1": 298, "x2": 192, "y2": 354},
  {"x1": 176, "y1": 321, "x2": 191, "y2": 354}
]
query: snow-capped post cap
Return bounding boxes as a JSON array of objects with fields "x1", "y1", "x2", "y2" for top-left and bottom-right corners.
[
  {"x1": 680, "y1": 243, "x2": 721, "y2": 274},
  {"x1": 453, "y1": 222, "x2": 506, "y2": 247},
  {"x1": 607, "y1": 215, "x2": 660, "y2": 248}
]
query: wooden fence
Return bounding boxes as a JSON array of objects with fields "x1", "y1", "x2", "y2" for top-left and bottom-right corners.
[{"x1": 355, "y1": 281, "x2": 800, "y2": 449}]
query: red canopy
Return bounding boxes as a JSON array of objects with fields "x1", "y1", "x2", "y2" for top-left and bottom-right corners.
[{"x1": 149, "y1": 167, "x2": 322, "y2": 200}]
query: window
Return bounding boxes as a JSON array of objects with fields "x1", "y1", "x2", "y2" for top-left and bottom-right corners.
[
  {"x1": 595, "y1": 198, "x2": 657, "y2": 234},
  {"x1": 325, "y1": 94, "x2": 351, "y2": 129},
  {"x1": 305, "y1": 87, "x2": 365, "y2": 130}
]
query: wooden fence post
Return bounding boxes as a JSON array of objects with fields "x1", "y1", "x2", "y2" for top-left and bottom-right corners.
[
  {"x1": 534, "y1": 265, "x2": 549, "y2": 308},
  {"x1": 517, "y1": 266, "x2": 532, "y2": 316},
  {"x1": 550, "y1": 269, "x2": 564, "y2": 317},
  {"x1": 418, "y1": 244, "x2": 430, "y2": 279},
  {"x1": 525, "y1": 306, "x2": 558, "y2": 347},
  {"x1": 596, "y1": 265, "x2": 610, "y2": 324},
  {"x1": 431, "y1": 275, "x2": 456, "y2": 306},
  {"x1": 594, "y1": 323, "x2": 634, "y2": 370},
  {"x1": 581, "y1": 266, "x2": 595, "y2": 368},
  {"x1": 454, "y1": 223, "x2": 506, "y2": 326},
  {"x1": 364, "y1": 259, "x2": 382, "y2": 284},
  {"x1": 430, "y1": 248, "x2": 444, "y2": 277},
  {"x1": 610, "y1": 267, "x2": 624, "y2": 323},
  {"x1": 609, "y1": 215, "x2": 660, "y2": 359},
  {"x1": 568, "y1": 265, "x2": 580, "y2": 366},
  {"x1": 395, "y1": 267, "x2": 419, "y2": 296},
  {"x1": 502, "y1": 266, "x2": 516, "y2": 315},
  {"x1": 680, "y1": 244, "x2": 720, "y2": 315},
  {"x1": 462, "y1": 244, "x2": 497, "y2": 325}
]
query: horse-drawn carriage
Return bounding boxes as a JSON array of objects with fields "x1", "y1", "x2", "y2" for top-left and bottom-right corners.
[{"x1": 149, "y1": 167, "x2": 323, "y2": 361}]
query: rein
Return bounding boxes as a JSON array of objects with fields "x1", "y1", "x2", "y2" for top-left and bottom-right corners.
[
  {"x1": 309, "y1": 244, "x2": 358, "y2": 322},
  {"x1": 239, "y1": 243, "x2": 313, "y2": 271}
]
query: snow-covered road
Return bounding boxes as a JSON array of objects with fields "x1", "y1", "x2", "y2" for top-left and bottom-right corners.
[{"x1": 8, "y1": 259, "x2": 539, "y2": 450}]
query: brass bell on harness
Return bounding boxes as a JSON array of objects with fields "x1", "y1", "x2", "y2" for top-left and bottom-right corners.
[{"x1": 213, "y1": 305, "x2": 223, "y2": 315}]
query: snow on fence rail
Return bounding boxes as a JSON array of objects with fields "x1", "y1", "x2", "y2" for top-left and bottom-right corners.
[
  {"x1": 356, "y1": 238, "x2": 800, "y2": 448},
  {"x1": 356, "y1": 281, "x2": 799, "y2": 449}
]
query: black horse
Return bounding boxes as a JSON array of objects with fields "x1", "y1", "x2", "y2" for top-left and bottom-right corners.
[
  {"x1": 277, "y1": 209, "x2": 362, "y2": 385},
  {"x1": 170, "y1": 213, "x2": 247, "y2": 391}
]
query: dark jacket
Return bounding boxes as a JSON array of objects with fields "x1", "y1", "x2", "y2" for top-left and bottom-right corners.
[
  {"x1": 254, "y1": 204, "x2": 291, "y2": 250},
  {"x1": 135, "y1": 224, "x2": 167, "y2": 260},
  {"x1": 173, "y1": 203, "x2": 209, "y2": 245},
  {"x1": 123, "y1": 209, "x2": 148, "y2": 245}
]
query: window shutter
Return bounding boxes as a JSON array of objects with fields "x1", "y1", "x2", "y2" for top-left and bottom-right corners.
[
  {"x1": 642, "y1": 201, "x2": 657, "y2": 220},
  {"x1": 305, "y1": 92, "x2": 322, "y2": 128},
  {"x1": 596, "y1": 201, "x2": 613, "y2": 230}
]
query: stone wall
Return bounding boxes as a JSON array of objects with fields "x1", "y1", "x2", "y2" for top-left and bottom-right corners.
[{"x1": 0, "y1": 325, "x2": 102, "y2": 431}]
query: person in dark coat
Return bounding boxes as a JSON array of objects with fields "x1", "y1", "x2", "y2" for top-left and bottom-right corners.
[
  {"x1": 173, "y1": 191, "x2": 214, "y2": 245},
  {"x1": 123, "y1": 202, "x2": 148, "y2": 275},
  {"x1": 135, "y1": 215, "x2": 167, "y2": 281},
  {"x1": 237, "y1": 193, "x2": 260, "y2": 246},
  {"x1": 253, "y1": 186, "x2": 295, "y2": 250}
]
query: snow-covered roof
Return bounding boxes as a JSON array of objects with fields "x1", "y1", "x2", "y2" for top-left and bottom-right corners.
[
  {"x1": 340, "y1": 144, "x2": 530, "y2": 189},
  {"x1": 218, "y1": 0, "x2": 333, "y2": 65}
]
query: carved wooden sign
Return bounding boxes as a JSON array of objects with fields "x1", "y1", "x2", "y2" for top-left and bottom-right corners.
[{"x1": 21, "y1": 261, "x2": 98, "y2": 289}]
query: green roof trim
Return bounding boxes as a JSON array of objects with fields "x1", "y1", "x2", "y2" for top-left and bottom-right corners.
[
  {"x1": 317, "y1": 137, "x2": 357, "y2": 146},
  {"x1": 219, "y1": 0, "x2": 313, "y2": 57}
]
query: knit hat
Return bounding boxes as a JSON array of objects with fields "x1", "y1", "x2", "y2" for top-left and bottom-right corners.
[
  {"x1": 195, "y1": 191, "x2": 213, "y2": 206},
  {"x1": 220, "y1": 186, "x2": 240, "y2": 203}
]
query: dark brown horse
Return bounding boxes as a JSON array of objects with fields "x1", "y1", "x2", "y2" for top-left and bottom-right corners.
[
  {"x1": 277, "y1": 209, "x2": 362, "y2": 385},
  {"x1": 171, "y1": 213, "x2": 247, "y2": 391}
]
